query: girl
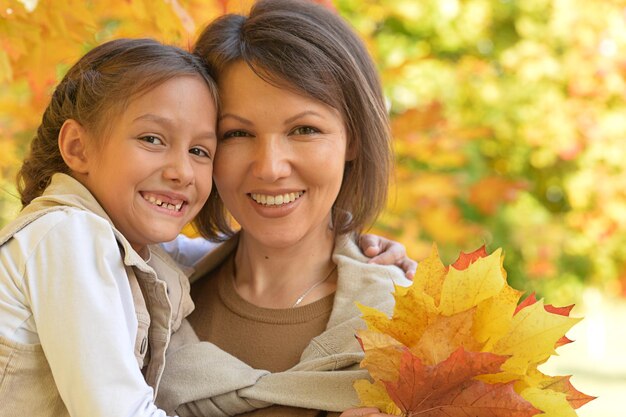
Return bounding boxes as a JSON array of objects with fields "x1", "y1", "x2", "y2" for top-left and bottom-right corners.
[{"x1": 0, "y1": 38, "x2": 218, "y2": 417}]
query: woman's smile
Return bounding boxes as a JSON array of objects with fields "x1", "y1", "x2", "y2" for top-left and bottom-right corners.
[{"x1": 247, "y1": 190, "x2": 306, "y2": 218}]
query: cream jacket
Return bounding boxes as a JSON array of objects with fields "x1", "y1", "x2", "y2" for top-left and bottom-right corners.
[
  {"x1": 157, "y1": 234, "x2": 410, "y2": 416},
  {"x1": 0, "y1": 174, "x2": 193, "y2": 417}
]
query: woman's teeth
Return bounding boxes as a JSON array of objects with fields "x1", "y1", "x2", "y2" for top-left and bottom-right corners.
[
  {"x1": 143, "y1": 194, "x2": 183, "y2": 211},
  {"x1": 250, "y1": 191, "x2": 304, "y2": 206}
]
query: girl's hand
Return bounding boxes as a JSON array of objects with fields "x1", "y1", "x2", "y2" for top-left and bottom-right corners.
[
  {"x1": 359, "y1": 234, "x2": 417, "y2": 280},
  {"x1": 339, "y1": 407, "x2": 394, "y2": 417}
]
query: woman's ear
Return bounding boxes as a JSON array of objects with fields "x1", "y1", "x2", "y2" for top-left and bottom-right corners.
[
  {"x1": 345, "y1": 138, "x2": 358, "y2": 162},
  {"x1": 58, "y1": 119, "x2": 91, "y2": 174}
]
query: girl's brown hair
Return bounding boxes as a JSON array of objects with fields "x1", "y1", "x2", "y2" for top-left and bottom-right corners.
[
  {"x1": 17, "y1": 38, "x2": 218, "y2": 207},
  {"x1": 193, "y1": 0, "x2": 392, "y2": 240}
]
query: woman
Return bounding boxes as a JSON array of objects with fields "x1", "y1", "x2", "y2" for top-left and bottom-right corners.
[{"x1": 157, "y1": 1, "x2": 408, "y2": 416}]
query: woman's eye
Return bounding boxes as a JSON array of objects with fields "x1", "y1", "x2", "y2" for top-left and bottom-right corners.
[
  {"x1": 139, "y1": 135, "x2": 163, "y2": 145},
  {"x1": 291, "y1": 126, "x2": 320, "y2": 135},
  {"x1": 189, "y1": 147, "x2": 210, "y2": 158},
  {"x1": 222, "y1": 130, "x2": 250, "y2": 139}
]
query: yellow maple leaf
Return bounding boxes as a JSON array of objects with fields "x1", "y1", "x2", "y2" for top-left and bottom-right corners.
[
  {"x1": 439, "y1": 248, "x2": 505, "y2": 315},
  {"x1": 490, "y1": 300, "x2": 581, "y2": 375}
]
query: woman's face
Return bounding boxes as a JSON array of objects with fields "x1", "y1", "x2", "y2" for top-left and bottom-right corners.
[{"x1": 213, "y1": 61, "x2": 349, "y2": 248}]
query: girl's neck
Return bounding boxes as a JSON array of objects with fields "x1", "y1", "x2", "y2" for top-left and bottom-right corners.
[{"x1": 233, "y1": 227, "x2": 337, "y2": 309}]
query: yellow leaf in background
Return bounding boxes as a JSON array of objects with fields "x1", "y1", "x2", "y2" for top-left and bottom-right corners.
[
  {"x1": 439, "y1": 249, "x2": 505, "y2": 316},
  {"x1": 419, "y1": 204, "x2": 480, "y2": 245},
  {"x1": 469, "y1": 176, "x2": 528, "y2": 215},
  {"x1": 0, "y1": 50, "x2": 11, "y2": 82},
  {"x1": 0, "y1": 139, "x2": 20, "y2": 170},
  {"x1": 218, "y1": 0, "x2": 256, "y2": 14}
]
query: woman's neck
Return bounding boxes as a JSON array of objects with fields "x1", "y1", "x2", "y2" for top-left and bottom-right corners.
[{"x1": 233, "y1": 227, "x2": 337, "y2": 309}]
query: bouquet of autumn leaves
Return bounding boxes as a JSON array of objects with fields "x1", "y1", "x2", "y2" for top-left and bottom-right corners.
[{"x1": 354, "y1": 245, "x2": 594, "y2": 417}]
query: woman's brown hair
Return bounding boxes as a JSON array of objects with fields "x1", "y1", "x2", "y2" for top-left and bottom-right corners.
[
  {"x1": 193, "y1": 0, "x2": 392, "y2": 239},
  {"x1": 17, "y1": 38, "x2": 218, "y2": 208}
]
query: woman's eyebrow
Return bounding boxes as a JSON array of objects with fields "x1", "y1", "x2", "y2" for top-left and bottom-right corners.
[
  {"x1": 284, "y1": 110, "x2": 324, "y2": 125},
  {"x1": 218, "y1": 113, "x2": 253, "y2": 125}
]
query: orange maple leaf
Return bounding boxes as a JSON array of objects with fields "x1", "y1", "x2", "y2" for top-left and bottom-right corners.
[
  {"x1": 450, "y1": 245, "x2": 489, "y2": 270},
  {"x1": 381, "y1": 348, "x2": 539, "y2": 417},
  {"x1": 537, "y1": 375, "x2": 596, "y2": 409}
]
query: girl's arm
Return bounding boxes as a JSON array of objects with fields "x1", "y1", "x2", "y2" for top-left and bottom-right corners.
[
  {"x1": 162, "y1": 233, "x2": 417, "y2": 278},
  {"x1": 359, "y1": 234, "x2": 417, "y2": 279},
  {"x1": 23, "y1": 211, "x2": 174, "y2": 417},
  {"x1": 160, "y1": 234, "x2": 218, "y2": 269}
]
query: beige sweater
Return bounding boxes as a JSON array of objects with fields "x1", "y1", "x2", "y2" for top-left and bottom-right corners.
[{"x1": 157, "y1": 234, "x2": 410, "y2": 417}]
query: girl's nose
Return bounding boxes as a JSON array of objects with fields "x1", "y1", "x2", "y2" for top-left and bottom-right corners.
[{"x1": 163, "y1": 152, "x2": 194, "y2": 186}]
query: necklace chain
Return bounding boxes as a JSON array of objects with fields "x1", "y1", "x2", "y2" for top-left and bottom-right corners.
[{"x1": 292, "y1": 265, "x2": 337, "y2": 307}]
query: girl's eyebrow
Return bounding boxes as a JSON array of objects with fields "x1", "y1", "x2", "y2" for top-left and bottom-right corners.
[
  {"x1": 133, "y1": 113, "x2": 176, "y2": 127},
  {"x1": 133, "y1": 113, "x2": 216, "y2": 139}
]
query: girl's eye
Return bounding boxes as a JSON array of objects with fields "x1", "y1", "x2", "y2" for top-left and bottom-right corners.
[
  {"x1": 140, "y1": 135, "x2": 163, "y2": 145},
  {"x1": 189, "y1": 147, "x2": 210, "y2": 158},
  {"x1": 291, "y1": 126, "x2": 320, "y2": 135},
  {"x1": 221, "y1": 130, "x2": 251, "y2": 140}
]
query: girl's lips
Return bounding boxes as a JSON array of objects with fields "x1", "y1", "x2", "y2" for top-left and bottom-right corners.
[{"x1": 140, "y1": 191, "x2": 187, "y2": 214}]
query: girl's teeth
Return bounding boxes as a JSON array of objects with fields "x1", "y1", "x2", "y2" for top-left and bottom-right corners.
[{"x1": 143, "y1": 194, "x2": 184, "y2": 212}]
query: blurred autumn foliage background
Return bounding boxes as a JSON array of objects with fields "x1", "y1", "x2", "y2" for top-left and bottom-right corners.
[{"x1": 1, "y1": 0, "x2": 625, "y2": 305}]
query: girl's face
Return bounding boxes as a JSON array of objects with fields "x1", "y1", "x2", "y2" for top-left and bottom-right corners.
[
  {"x1": 81, "y1": 75, "x2": 217, "y2": 252},
  {"x1": 213, "y1": 61, "x2": 349, "y2": 248}
]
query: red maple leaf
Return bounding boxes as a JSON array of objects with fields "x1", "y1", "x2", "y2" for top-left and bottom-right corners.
[
  {"x1": 450, "y1": 246, "x2": 489, "y2": 271},
  {"x1": 382, "y1": 348, "x2": 540, "y2": 417}
]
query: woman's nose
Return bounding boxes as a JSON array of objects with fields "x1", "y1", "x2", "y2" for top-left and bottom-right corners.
[{"x1": 251, "y1": 137, "x2": 291, "y2": 182}]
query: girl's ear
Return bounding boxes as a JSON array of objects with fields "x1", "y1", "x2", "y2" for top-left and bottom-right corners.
[{"x1": 58, "y1": 119, "x2": 91, "y2": 174}]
